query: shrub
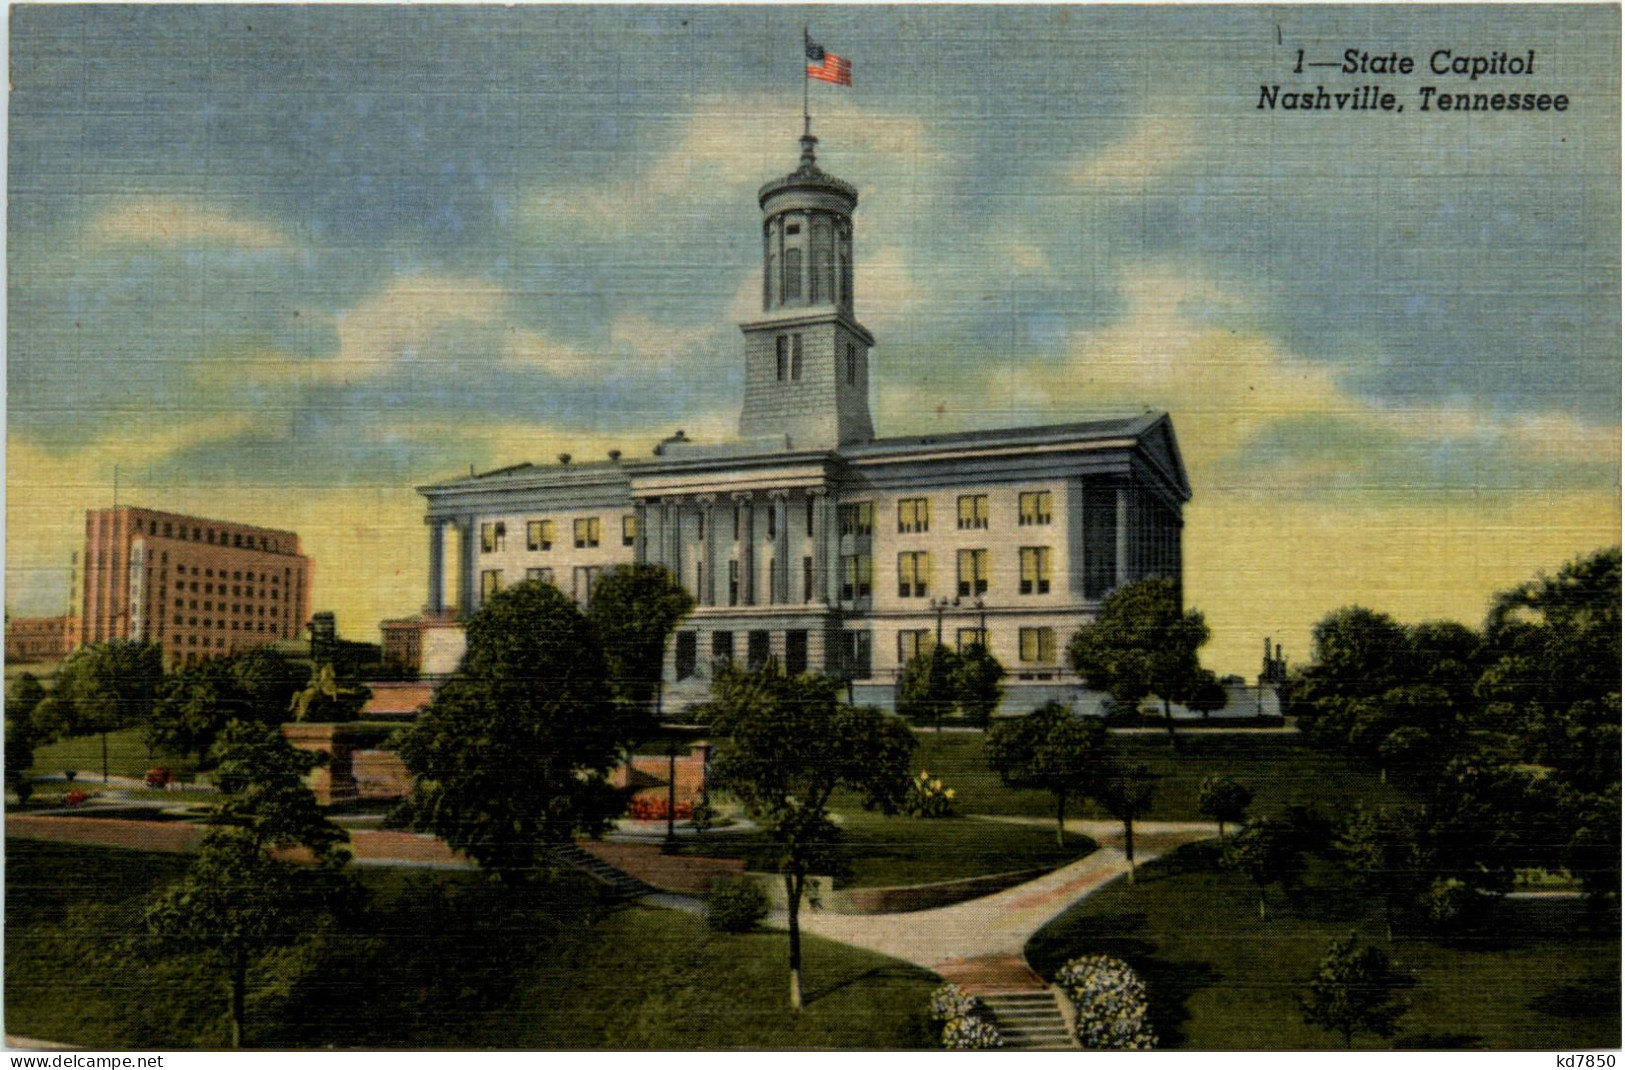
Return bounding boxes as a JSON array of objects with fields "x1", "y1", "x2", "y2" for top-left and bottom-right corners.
[
  {"x1": 627, "y1": 796, "x2": 693, "y2": 821},
  {"x1": 903, "y1": 770, "x2": 958, "y2": 819},
  {"x1": 1417, "y1": 877, "x2": 1492, "y2": 932},
  {"x1": 927, "y1": 983, "x2": 1002, "y2": 1050},
  {"x1": 705, "y1": 876, "x2": 770, "y2": 933},
  {"x1": 1056, "y1": 954, "x2": 1156, "y2": 1050}
]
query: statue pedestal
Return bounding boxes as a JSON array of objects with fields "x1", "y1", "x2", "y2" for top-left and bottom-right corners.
[{"x1": 281, "y1": 723, "x2": 362, "y2": 807}]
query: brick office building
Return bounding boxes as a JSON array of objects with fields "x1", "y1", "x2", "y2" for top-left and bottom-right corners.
[
  {"x1": 4, "y1": 614, "x2": 81, "y2": 664},
  {"x1": 80, "y1": 506, "x2": 314, "y2": 667}
]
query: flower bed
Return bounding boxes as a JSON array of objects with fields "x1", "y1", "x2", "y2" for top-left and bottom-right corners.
[
  {"x1": 927, "y1": 983, "x2": 1002, "y2": 1050},
  {"x1": 1055, "y1": 954, "x2": 1156, "y2": 1050}
]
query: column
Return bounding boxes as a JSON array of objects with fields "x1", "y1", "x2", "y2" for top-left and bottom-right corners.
[
  {"x1": 700, "y1": 497, "x2": 718, "y2": 606},
  {"x1": 671, "y1": 501, "x2": 685, "y2": 586},
  {"x1": 634, "y1": 502, "x2": 649, "y2": 565},
  {"x1": 809, "y1": 489, "x2": 828, "y2": 604},
  {"x1": 773, "y1": 493, "x2": 790, "y2": 605},
  {"x1": 740, "y1": 494, "x2": 756, "y2": 606},
  {"x1": 457, "y1": 517, "x2": 476, "y2": 619},
  {"x1": 426, "y1": 520, "x2": 446, "y2": 614},
  {"x1": 1115, "y1": 488, "x2": 1130, "y2": 589}
]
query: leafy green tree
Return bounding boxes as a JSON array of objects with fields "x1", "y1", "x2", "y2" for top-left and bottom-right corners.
[
  {"x1": 1334, "y1": 806, "x2": 1430, "y2": 941},
  {"x1": 1298, "y1": 933, "x2": 1411, "y2": 1048},
  {"x1": 35, "y1": 640, "x2": 163, "y2": 778},
  {"x1": 951, "y1": 643, "x2": 1006, "y2": 728},
  {"x1": 1223, "y1": 817, "x2": 1305, "y2": 920},
  {"x1": 1197, "y1": 773, "x2": 1253, "y2": 842},
  {"x1": 146, "y1": 721, "x2": 358, "y2": 1048},
  {"x1": 1095, "y1": 763, "x2": 1157, "y2": 883},
  {"x1": 707, "y1": 662, "x2": 914, "y2": 1010},
  {"x1": 147, "y1": 648, "x2": 310, "y2": 762},
  {"x1": 587, "y1": 564, "x2": 695, "y2": 722},
  {"x1": 1067, "y1": 578, "x2": 1210, "y2": 748},
  {"x1": 6, "y1": 674, "x2": 44, "y2": 805},
  {"x1": 394, "y1": 581, "x2": 622, "y2": 880},
  {"x1": 897, "y1": 643, "x2": 960, "y2": 732},
  {"x1": 1185, "y1": 668, "x2": 1229, "y2": 718},
  {"x1": 986, "y1": 701, "x2": 1110, "y2": 847}
]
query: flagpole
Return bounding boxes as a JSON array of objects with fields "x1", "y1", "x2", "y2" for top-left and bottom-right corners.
[{"x1": 803, "y1": 25, "x2": 811, "y2": 138}]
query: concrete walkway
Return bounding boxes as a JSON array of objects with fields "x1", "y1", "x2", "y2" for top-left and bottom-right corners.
[{"x1": 770, "y1": 817, "x2": 1214, "y2": 976}]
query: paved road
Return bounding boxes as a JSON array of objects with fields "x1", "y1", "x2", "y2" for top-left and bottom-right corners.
[{"x1": 769, "y1": 817, "x2": 1214, "y2": 973}]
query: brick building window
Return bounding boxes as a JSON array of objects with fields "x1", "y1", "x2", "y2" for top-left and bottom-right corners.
[
  {"x1": 574, "y1": 518, "x2": 600, "y2": 549},
  {"x1": 525, "y1": 567, "x2": 554, "y2": 584},
  {"x1": 527, "y1": 520, "x2": 553, "y2": 551},
  {"x1": 675, "y1": 632, "x2": 698, "y2": 680},
  {"x1": 841, "y1": 554, "x2": 873, "y2": 600},
  {"x1": 841, "y1": 630, "x2": 871, "y2": 678},
  {"x1": 622, "y1": 515, "x2": 638, "y2": 547},
  {"x1": 897, "y1": 551, "x2": 931, "y2": 598},
  {"x1": 712, "y1": 631, "x2": 734, "y2": 665},
  {"x1": 481, "y1": 522, "x2": 505, "y2": 553},
  {"x1": 897, "y1": 498, "x2": 930, "y2": 534},
  {"x1": 957, "y1": 628, "x2": 988, "y2": 652},
  {"x1": 1019, "y1": 627, "x2": 1057, "y2": 664},
  {"x1": 839, "y1": 501, "x2": 874, "y2": 535},
  {"x1": 897, "y1": 629, "x2": 932, "y2": 664},
  {"x1": 958, "y1": 495, "x2": 989, "y2": 530}
]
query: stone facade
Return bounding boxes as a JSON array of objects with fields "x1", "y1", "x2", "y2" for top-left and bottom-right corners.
[{"x1": 415, "y1": 132, "x2": 1190, "y2": 713}]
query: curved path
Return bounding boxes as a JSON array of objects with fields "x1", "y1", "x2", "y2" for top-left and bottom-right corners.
[{"x1": 770, "y1": 817, "x2": 1214, "y2": 982}]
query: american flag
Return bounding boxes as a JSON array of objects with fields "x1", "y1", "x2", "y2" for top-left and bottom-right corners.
[{"x1": 806, "y1": 42, "x2": 852, "y2": 86}]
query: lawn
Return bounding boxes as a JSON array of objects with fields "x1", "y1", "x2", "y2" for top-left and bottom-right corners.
[
  {"x1": 1024, "y1": 844, "x2": 1621, "y2": 1050},
  {"x1": 5, "y1": 841, "x2": 938, "y2": 1049},
  {"x1": 27, "y1": 727, "x2": 200, "y2": 782},
  {"x1": 680, "y1": 810, "x2": 1094, "y2": 888},
  {"x1": 905, "y1": 728, "x2": 1411, "y2": 823}
]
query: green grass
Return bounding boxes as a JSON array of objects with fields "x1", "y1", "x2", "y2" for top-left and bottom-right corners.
[
  {"x1": 27, "y1": 727, "x2": 200, "y2": 781},
  {"x1": 1025, "y1": 843, "x2": 1620, "y2": 1050},
  {"x1": 906, "y1": 729, "x2": 1411, "y2": 823},
  {"x1": 5, "y1": 841, "x2": 937, "y2": 1049},
  {"x1": 681, "y1": 810, "x2": 1094, "y2": 888}
]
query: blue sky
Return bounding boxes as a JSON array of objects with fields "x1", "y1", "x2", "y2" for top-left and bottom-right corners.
[{"x1": 8, "y1": 5, "x2": 1619, "y2": 672}]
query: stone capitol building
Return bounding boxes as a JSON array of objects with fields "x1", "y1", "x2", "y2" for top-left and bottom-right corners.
[{"x1": 409, "y1": 129, "x2": 1190, "y2": 712}]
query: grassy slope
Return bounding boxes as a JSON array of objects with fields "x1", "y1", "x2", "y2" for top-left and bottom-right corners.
[
  {"x1": 908, "y1": 729, "x2": 1410, "y2": 822},
  {"x1": 682, "y1": 810, "x2": 1094, "y2": 888},
  {"x1": 27, "y1": 727, "x2": 200, "y2": 781},
  {"x1": 4, "y1": 841, "x2": 936, "y2": 1050},
  {"x1": 1025, "y1": 844, "x2": 1621, "y2": 1050}
]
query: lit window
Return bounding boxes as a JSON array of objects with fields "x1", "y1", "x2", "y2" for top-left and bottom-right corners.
[
  {"x1": 481, "y1": 522, "x2": 506, "y2": 553},
  {"x1": 839, "y1": 501, "x2": 874, "y2": 536},
  {"x1": 527, "y1": 520, "x2": 553, "y2": 551},
  {"x1": 1020, "y1": 547, "x2": 1052, "y2": 595},
  {"x1": 958, "y1": 495, "x2": 989, "y2": 530},
  {"x1": 1019, "y1": 627, "x2": 1057, "y2": 664},
  {"x1": 898, "y1": 498, "x2": 930, "y2": 534},
  {"x1": 525, "y1": 567, "x2": 554, "y2": 585},
  {"x1": 957, "y1": 628, "x2": 988, "y2": 652},
  {"x1": 957, "y1": 549, "x2": 989, "y2": 597},
  {"x1": 1019, "y1": 491, "x2": 1053, "y2": 526},
  {"x1": 622, "y1": 515, "x2": 638, "y2": 547},
  {"x1": 574, "y1": 517, "x2": 601, "y2": 549},
  {"x1": 897, "y1": 551, "x2": 931, "y2": 598}
]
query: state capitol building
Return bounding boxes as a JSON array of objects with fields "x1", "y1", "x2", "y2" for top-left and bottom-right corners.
[{"x1": 413, "y1": 130, "x2": 1189, "y2": 711}]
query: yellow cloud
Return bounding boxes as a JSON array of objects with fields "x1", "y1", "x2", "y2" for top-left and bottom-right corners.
[{"x1": 85, "y1": 199, "x2": 293, "y2": 251}]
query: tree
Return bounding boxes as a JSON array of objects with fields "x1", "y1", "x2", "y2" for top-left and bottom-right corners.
[
  {"x1": 1197, "y1": 774, "x2": 1254, "y2": 843},
  {"x1": 897, "y1": 643, "x2": 960, "y2": 732},
  {"x1": 1068, "y1": 578, "x2": 1210, "y2": 748},
  {"x1": 1298, "y1": 933, "x2": 1411, "y2": 1048},
  {"x1": 1223, "y1": 817, "x2": 1305, "y2": 920},
  {"x1": 986, "y1": 701, "x2": 1110, "y2": 847},
  {"x1": 706, "y1": 662, "x2": 914, "y2": 1010},
  {"x1": 951, "y1": 643, "x2": 1006, "y2": 728},
  {"x1": 1334, "y1": 806, "x2": 1429, "y2": 941},
  {"x1": 147, "y1": 648, "x2": 309, "y2": 762},
  {"x1": 394, "y1": 581, "x2": 623, "y2": 880},
  {"x1": 146, "y1": 721, "x2": 358, "y2": 1048},
  {"x1": 587, "y1": 564, "x2": 695, "y2": 723},
  {"x1": 40, "y1": 640, "x2": 163, "y2": 780},
  {"x1": 1095, "y1": 764, "x2": 1157, "y2": 883},
  {"x1": 6, "y1": 674, "x2": 44, "y2": 805}
]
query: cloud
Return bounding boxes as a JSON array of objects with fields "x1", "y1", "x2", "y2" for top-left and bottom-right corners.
[
  {"x1": 1066, "y1": 112, "x2": 1195, "y2": 189},
  {"x1": 85, "y1": 199, "x2": 294, "y2": 251},
  {"x1": 605, "y1": 314, "x2": 723, "y2": 370},
  {"x1": 527, "y1": 93, "x2": 940, "y2": 229}
]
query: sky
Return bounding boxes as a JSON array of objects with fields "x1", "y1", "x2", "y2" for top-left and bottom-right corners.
[{"x1": 7, "y1": 4, "x2": 1620, "y2": 676}]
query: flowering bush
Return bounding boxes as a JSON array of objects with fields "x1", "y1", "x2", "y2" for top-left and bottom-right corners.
[
  {"x1": 927, "y1": 983, "x2": 1002, "y2": 1050},
  {"x1": 903, "y1": 770, "x2": 959, "y2": 819},
  {"x1": 627, "y1": 796, "x2": 693, "y2": 821},
  {"x1": 63, "y1": 790, "x2": 88, "y2": 807},
  {"x1": 1056, "y1": 954, "x2": 1156, "y2": 1050}
]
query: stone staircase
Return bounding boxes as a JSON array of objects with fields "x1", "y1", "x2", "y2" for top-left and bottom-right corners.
[
  {"x1": 978, "y1": 989, "x2": 1079, "y2": 1051},
  {"x1": 547, "y1": 843, "x2": 657, "y2": 899}
]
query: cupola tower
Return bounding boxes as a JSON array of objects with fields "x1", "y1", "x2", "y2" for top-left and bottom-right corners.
[{"x1": 737, "y1": 133, "x2": 875, "y2": 447}]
